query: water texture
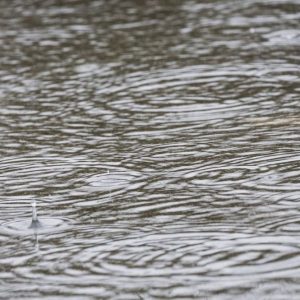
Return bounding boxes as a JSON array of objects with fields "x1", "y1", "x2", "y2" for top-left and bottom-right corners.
[{"x1": 0, "y1": 0, "x2": 300, "y2": 299}]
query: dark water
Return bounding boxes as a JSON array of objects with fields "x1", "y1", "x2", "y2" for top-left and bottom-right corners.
[{"x1": 1, "y1": 0, "x2": 300, "y2": 299}]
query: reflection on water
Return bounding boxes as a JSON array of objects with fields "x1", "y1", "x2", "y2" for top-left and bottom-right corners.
[{"x1": 0, "y1": 0, "x2": 300, "y2": 299}]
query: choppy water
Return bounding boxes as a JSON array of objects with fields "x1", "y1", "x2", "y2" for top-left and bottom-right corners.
[{"x1": 0, "y1": 0, "x2": 300, "y2": 299}]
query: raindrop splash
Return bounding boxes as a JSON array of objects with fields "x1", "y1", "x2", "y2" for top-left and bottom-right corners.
[
  {"x1": 0, "y1": 201, "x2": 71, "y2": 236},
  {"x1": 29, "y1": 200, "x2": 42, "y2": 230}
]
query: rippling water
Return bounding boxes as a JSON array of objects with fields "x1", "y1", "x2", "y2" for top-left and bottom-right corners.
[{"x1": 1, "y1": 0, "x2": 300, "y2": 299}]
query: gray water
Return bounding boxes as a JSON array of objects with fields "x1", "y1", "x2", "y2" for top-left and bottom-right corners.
[{"x1": 0, "y1": 0, "x2": 300, "y2": 299}]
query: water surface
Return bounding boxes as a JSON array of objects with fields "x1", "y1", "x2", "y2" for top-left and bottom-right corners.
[{"x1": 0, "y1": 0, "x2": 300, "y2": 299}]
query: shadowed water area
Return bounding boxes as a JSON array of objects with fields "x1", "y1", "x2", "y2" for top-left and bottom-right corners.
[{"x1": 0, "y1": 0, "x2": 300, "y2": 299}]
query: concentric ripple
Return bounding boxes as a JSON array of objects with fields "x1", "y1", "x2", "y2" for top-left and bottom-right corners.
[
  {"x1": 1, "y1": 217, "x2": 70, "y2": 236},
  {"x1": 85, "y1": 169, "x2": 142, "y2": 191}
]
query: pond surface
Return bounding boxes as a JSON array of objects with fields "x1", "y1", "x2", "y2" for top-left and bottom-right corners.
[{"x1": 0, "y1": 0, "x2": 300, "y2": 299}]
